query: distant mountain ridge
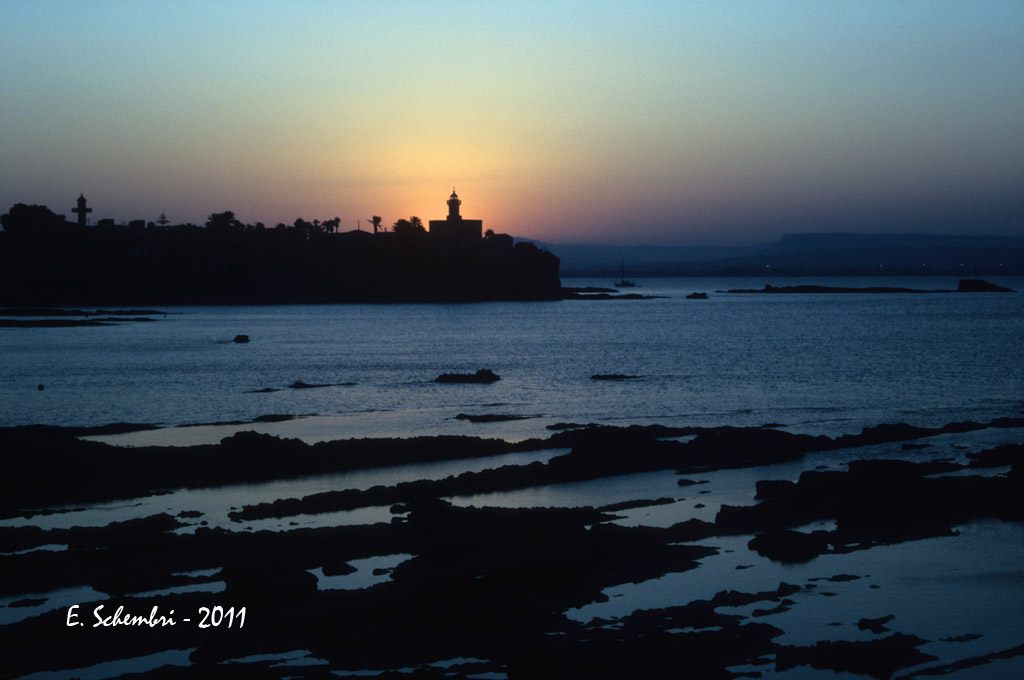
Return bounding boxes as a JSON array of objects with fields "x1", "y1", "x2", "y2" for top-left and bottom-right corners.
[{"x1": 529, "y1": 233, "x2": 1024, "y2": 277}]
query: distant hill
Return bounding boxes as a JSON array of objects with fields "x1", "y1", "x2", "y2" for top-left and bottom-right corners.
[{"x1": 530, "y1": 233, "x2": 1024, "y2": 277}]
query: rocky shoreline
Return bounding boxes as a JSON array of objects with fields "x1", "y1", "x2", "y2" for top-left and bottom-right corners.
[{"x1": 1, "y1": 418, "x2": 1023, "y2": 678}]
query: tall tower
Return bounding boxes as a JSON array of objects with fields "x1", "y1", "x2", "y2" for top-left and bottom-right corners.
[
  {"x1": 430, "y1": 188, "x2": 482, "y2": 244},
  {"x1": 72, "y1": 194, "x2": 92, "y2": 226},
  {"x1": 447, "y1": 188, "x2": 461, "y2": 220}
]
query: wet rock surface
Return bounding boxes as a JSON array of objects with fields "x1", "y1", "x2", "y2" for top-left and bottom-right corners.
[
  {"x1": 775, "y1": 633, "x2": 937, "y2": 678},
  {"x1": 1, "y1": 418, "x2": 1022, "y2": 678}
]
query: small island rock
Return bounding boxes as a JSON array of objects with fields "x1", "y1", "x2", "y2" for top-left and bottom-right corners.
[
  {"x1": 434, "y1": 369, "x2": 501, "y2": 384},
  {"x1": 957, "y1": 279, "x2": 1014, "y2": 293}
]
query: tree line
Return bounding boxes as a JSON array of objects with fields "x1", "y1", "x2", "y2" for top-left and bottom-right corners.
[
  {"x1": 0, "y1": 203, "x2": 561, "y2": 305},
  {"x1": 3, "y1": 204, "x2": 442, "y2": 238}
]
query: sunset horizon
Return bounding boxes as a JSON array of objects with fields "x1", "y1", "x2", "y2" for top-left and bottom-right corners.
[{"x1": 3, "y1": 1, "x2": 1021, "y2": 246}]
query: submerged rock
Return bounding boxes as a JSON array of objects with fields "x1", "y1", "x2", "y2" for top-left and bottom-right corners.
[
  {"x1": 858, "y1": 614, "x2": 896, "y2": 634},
  {"x1": 455, "y1": 413, "x2": 527, "y2": 423},
  {"x1": 288, "y1": 380, "x2": 355, "y2": 389},
  {"x1": 289, "y1": 380, "x2": 322, "y2": 389},
  {"x1": 252, "y1": 413, "x2": 297, "y2": 423}
]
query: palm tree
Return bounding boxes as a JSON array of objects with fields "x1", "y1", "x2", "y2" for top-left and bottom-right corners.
[{"x1": 392, "y1": 217, "x2": 426, "y2": 237}]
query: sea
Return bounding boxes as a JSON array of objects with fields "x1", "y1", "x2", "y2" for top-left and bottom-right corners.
[
  {"x1": 2, "y1": 276, "x2": 1022, "y2": 443},
  {"x1": 2, "y1": 276, "x2": 1024, "y2": 679}
]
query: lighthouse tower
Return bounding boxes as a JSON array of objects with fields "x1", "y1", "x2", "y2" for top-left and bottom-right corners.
[
  {"x1": 447, "y1": 188, "x2": 461, "y2": 220},
  {"x1": 429, "y1": 187, "x2": 482, "y2": 245},
  {"x1": 72, "y1": 194, "x2": 92, "y2": 227}
]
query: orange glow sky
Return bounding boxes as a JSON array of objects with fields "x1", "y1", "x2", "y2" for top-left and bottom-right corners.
[{"x1": 2, "y1": 1, "x2": 1022, "y2": 245}]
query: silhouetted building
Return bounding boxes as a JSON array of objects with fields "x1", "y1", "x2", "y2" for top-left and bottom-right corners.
[
  {"x1": 429, "y1": 189, "x2": 482, "y2": 244},
  {"x1": 482, "y1": 232, "x2": 514, "y2": 255},
  {"x1": 72, "y1": 194, "x2": 92, "y2": 227}
]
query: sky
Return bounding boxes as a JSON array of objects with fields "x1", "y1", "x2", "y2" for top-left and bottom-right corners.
[{"x1": 1, "y1": 1, "x2": 1022, "y2": 245}]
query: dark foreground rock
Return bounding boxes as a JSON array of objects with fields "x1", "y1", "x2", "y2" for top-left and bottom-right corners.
[
  {"x1": 775, "y1": 634, "x2": 937, "y2": 678},
  {"x1": 0, "y1": 429, "x2": 518, "y2": 516},
  {"x1": 508, "y1": 623, "x2": 782, "y2": 679},
  {"x1": 1, "y1": 418, "x2": 1023, "y2": 678},
  {"x1": 4, "y1": 417, "x2": 1022, "y2": 519},
  {"x1": 725, "y1": 452, "x2": 1024, "y2": 563},
  {"x1": 0, "y1": 502, "x2": 718, "y2": 678}
]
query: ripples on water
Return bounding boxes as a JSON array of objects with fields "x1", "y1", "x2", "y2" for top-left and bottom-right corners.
[
  {"x1": 3, "y1": 277, "x2": 1024, "y2": 678},
  {"x1": 2, "y1": 276, "x2": 1022, "y2": 442}
]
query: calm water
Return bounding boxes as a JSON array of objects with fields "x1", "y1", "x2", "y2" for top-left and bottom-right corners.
[
  {"x1": 3, "y1": 276, "x2": 1024, "y2": 678},
  {"x1": 1, "y1": 276, "x2": 1022, "y2": 442}
]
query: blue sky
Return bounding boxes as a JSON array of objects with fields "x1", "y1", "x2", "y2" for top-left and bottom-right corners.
[{"x1": 1, "y1": 0, "x2": 1022, "y2": 244}]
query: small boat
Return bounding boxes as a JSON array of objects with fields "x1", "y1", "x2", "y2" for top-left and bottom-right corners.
[{"x1": 614, "y1": 259, "x2": 636, "y2": 288}]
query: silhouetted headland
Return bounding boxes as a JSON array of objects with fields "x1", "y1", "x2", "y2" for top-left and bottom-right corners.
[{"x1": 0, "y1": 194, "x2": 562, "y2": 305}]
